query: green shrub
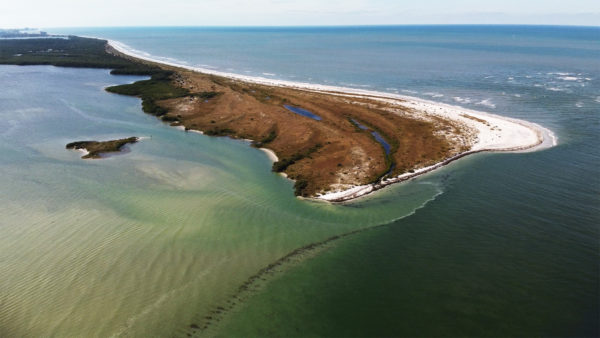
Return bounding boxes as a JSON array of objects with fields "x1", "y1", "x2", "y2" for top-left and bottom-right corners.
[{"x1": 294, "y1": 179, "x2": 309, "y2": 196}]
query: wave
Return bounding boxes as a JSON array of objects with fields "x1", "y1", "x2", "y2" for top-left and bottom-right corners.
[
  {"x1": 453, "y1": 96, "x2": 472, "y2": 104},
  {"x1": 339, "y1": 82, "x2": 373, "y2": 88},
  {"x1": 558, "y1": 76, "x2": 581, "y2": 81},
  {"x1": 197, "y1": 64, "x2": 217, "y2": 69},
  {"x1": 475, "y1": 99, "x2": 496, "y2": 109},
  {"x1": 546, "y1": 87, "x2": 568, "y2": 92}
]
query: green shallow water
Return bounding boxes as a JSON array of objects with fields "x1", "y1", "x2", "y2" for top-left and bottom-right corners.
[
  {"x1": 4, "y1": 25, "x2": 599, "y2": 337},
  {"x1": 0, "y1": 66, "x2": 444, "y2": 336},
  {"x1": 218, "y1": 152, "x2": 599, "y2": 337}
]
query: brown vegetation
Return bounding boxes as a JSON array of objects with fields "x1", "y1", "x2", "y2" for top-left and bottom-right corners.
[{"x1": 108, "y1": 48, "x2": 470, "y2": 197}]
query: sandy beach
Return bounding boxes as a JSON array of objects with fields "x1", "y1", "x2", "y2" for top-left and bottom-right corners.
[
  {"x1": 313, "y1": 95, "x2": 557, "y2": 201},
  {"x1": 260, "y1": 148, "x2": 279, "y2": 162},
  {"x1": 107, "y1": 40, "x2": 557, "y2": 202}
]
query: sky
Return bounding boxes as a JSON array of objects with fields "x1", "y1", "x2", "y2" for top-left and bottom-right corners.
[{"x1": 1, "y1": 0, "x2": 599, "y2": 28}]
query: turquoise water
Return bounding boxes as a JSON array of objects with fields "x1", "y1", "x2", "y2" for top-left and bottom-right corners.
[
  {"x1": 0, "y1": 66, "x2": 441, "y2": 336},
  {"x1": 3, "y1": 26, "x2": 599, "y2": 336}
]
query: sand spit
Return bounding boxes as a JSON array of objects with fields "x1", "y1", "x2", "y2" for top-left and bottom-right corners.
[
  {"x1": 107, "y1": 40, "x2": 557, "y2": 202},
  {"x1": 313, "y1": 95, "x2": 556, "y2": 201}
]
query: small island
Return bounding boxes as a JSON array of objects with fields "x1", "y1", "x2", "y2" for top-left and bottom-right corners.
[{"x1": 66, "y1": 137, "x2": 139, "y2": 159}]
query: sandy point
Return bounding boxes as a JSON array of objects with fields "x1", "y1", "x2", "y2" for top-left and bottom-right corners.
[{"x1": 260, "y1": 148, "x2": 279, "y2": 162}]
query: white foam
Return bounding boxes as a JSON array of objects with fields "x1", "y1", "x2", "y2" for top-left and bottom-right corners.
[
  {"x1": 423, "y1": 92, "x2": 444, "y2": 98},
  {"x1": 340, "y1": 82, "x2": 372, "y2": 88},
  {"x1": 453, "y1": 97, "x2": 472, "y2": 104},
  {"x1": 197, "y1": 64, "x2": 217, "y2": 69},
  {"x1": 558, "y1": 76, "x2": 579, "y2": 81},
  {"x1": 475, "y1": 99, "x2": 496, "y2": 109}
]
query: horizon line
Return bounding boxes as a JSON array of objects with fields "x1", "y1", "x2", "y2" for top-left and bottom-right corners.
[{"x1": 29, "y1": 23, "x2": 600, "y2": 30}]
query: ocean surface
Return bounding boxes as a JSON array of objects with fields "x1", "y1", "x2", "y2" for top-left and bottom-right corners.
[{"x1": 0, "y1": 25, "x2": 597, "y2": 336}]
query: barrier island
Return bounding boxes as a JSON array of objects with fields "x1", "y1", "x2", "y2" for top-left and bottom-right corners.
[{"x1": 1, "y1": 36, "x2": 552, "y2": 201}]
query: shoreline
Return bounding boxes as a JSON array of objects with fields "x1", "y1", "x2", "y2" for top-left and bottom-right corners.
[
  {"x1": 259, "y1": 148, "x2": 279, "y2": 162},
  {"x1": 106, "y1": 39, "x2": 557, "y2": 203}
]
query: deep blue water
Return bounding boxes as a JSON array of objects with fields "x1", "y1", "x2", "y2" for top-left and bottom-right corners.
[
  {"x1": 45, "y1": 25, "x2": 600, "y2": 336},
  {"x1": 371, "y1": 131, "x2": 391, "y2": 155},
  {"x1": 351, "y1": 118, "x2": 392, "y2": 155}
]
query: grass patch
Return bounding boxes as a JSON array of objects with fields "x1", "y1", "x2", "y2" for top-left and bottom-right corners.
[
  {"x1": 252, "y1": 128, "x2": 278, "y2": 147},
  {"x1": 204, "y1": 128, "x2": 236, "y2": 136},
  {"x1": 0, "y1": 36, "x2": 158, "y2": 73},
  {"x1": 272, "y1": 143, "x2": 322, "y2": 173},
  {"x1": 194, "y1": 91, "x2": 220, "y2": 100},
  {"x1": 0, "y1": 36, "x2": 187, "y2": 117},
  {"x1": 105, "y1": 73, "x2": 187, "y2": 100},
  {"x1": 293, "y1": 179, "x2": 309, "y2": 196},
  {"x1": 106, "y1": 73, "x2": 189, "y2": 116}
]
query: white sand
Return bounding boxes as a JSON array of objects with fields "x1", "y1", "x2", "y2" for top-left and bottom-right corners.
[
  {"x1": 391, "y1": 98, "x2": 553, "y2": 152},
  {"x1": 107, "y1": 40, "x2": 557, "y2": 202},
  {"x1": 76, "y1": 148, "x2": 90, "y2": 157},
  {"x1": 314, "y1": 98, "x2": 557, "y2": 201},
  {"x1": 259, "y1": 148, "x2": 279, "y2": 162},
  {"x1": 315, "y1": 98, "x2": 557, "y2": 202}
]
